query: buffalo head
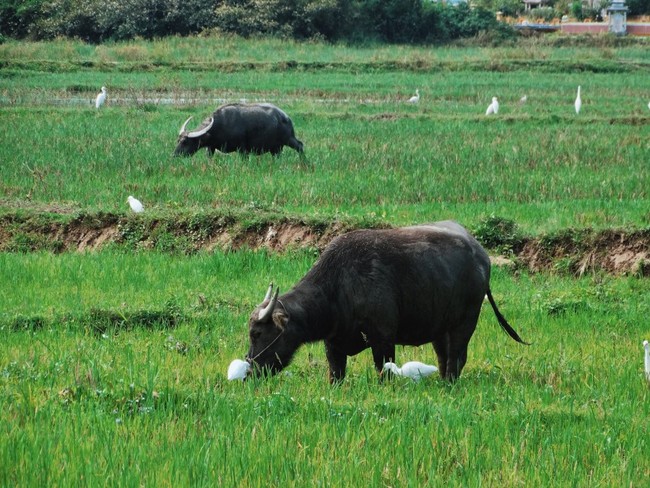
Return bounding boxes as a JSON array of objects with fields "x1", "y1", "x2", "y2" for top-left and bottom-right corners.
[
  {"x1": 174, "y1": 116, "x2": 214, "y2": 157},
  {"x1": 246, "y1": 284, "x2": 299, "y2": 377}
]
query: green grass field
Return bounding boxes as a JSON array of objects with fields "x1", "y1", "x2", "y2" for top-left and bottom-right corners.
[{"x1": 1, "y1": 36, "x2": 649, "y2": 486}]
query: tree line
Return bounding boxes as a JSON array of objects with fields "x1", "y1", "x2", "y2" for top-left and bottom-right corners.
[{"x1": 0, "y1": 0, "x2": 514, "y2": 44}]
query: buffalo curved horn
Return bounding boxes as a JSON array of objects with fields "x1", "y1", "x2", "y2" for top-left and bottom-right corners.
[
  {"x1": 258, "y1": 286, "x2": 279, "y2": 322},
  {"x1": 187, "y1": 117, "x2": 214, "y2": 139},
  {"x1": 263, "y1": 282, "x2": 274, "y2": 303},
  {"x1": 179, "y1": 116, "x2": 193, "y2": 136}
]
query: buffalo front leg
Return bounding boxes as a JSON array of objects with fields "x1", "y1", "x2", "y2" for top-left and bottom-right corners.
[
  {"x1": 371, "y1": 343, "x2": 396, "y2": 377},
  {"x1": 325, "y1": 342, "x2": 347, "y2": 384}
]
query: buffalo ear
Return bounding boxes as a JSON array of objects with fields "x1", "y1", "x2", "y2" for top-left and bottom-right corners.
[{"x1": 272, "y1": 309, "x2": 289, "y2": 330}]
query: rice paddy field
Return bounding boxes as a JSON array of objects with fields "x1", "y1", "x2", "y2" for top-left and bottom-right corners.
[{"x1": 1, "y1": 36, "x2": 649, "y2": 486}]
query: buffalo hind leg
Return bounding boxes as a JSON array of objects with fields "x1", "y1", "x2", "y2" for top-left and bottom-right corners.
[
  {"x1": 445, "y1": 342, "x2": 469, "y2": 382},
  {"x1": 325, "y1": 342, "x2": 347, "y2": 384},
  {"x1": 432, "y1": 335, "x2": 450, "y2": 379},
  {"x1": 444, "y1": 316, "x2": 479, "y2": 381}
]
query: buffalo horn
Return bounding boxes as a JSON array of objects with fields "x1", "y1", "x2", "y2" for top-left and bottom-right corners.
[
  {"x1": 179, "y1": 116, "x2": 193, "y2": 135},
  {"x1": 263, "y1": 283, "x2": 274, "y2": 303},
  {"x1": 187, "y1": 117, "x2": 214, "y2": 138},
  {"x1": 258, "y1": 287, "x2": 279, "y2": 322}
]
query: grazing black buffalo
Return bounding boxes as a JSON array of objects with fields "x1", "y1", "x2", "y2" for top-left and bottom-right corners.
[
  {"x1": 246, "y1": 221, "x2": 528, "y2": 383},
  {"x1": 174, "y1": 103, "x2": 304, "y2": 157}
]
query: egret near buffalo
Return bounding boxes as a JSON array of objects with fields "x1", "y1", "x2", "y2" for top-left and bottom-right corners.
[
  {"x1": 382, "y1": 361, "x2": 438, "y2": 381},
  {"x1": 95, "y1": 86, "x2": 107, "y2": 109},
  {"x1": 486, "y1": 97, "x2": 499, "y2": 116},
  {"x1": 228, "y1": 359, "x2": 251, "y2": 381},
  {"x1": 643, "y1": 341, "x2": 650, "y2": 381},
  {"x1": 127, "y1": 195, "x2": 144, "y2": 213},
  {"x1": 574, "y1": 85, "x2": 582, "y2": 114},
  {"x1": 408, "y1": 89, "x2": 420, "y2": 104}
]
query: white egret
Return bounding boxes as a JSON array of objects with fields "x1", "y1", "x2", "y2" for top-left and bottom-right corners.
[
  {"x1": 519, "y1": 95, "x2": 528, "y2": 104},
  {"x1": 485, "y1": 97, "x2": 499, "y2": 115},
  {"x1": 228, "y1": 359, "x2": 251, "y2": 381},
  {"x1": 407, "y1": 89, "x2": 420, "y2": 104},
  {"x1": 643, "y1": 341, "x2": 650, "y2": 381},
  {"x1": 127, "y1": 195, "x2": 144, "y2": 213},
  {"x1": 647, "y1": 101, "x2": 650, "y2": 111},
  {"x1": 574, "y1": 85, "x2": 582, "y2": 114},
  {"x1": 382, "y1": 361, "x2": 438, "y2": 381},
  {"x1": 95, "y1": 86, "x2": 107, "y2": 109}
]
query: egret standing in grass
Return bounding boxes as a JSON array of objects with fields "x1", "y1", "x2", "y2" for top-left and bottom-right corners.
[
  {"x1": 485, "y1": 97, "x2": 499, "y2": 115},
  {"x1": 408, "y1": 89, "x2": 420, "y2": 104},
  {"x1": 574, "y1": 85, "x2": 582, "y2": 114},
  {"x1": 127, "y1": 195, "x2": 144, "y2": 213},
  {"x1": 95, "y1": 86, "x2": 107, "y2": 109},
  {"x1": 643, "y1": 341, "x2": 650, "y2": 381},
  {"x1": 519, "y1": 95, "x2": 528, "y2": 104},
  {"x1": 382, "y1": 361, "x2": 438, "y2": 381}
]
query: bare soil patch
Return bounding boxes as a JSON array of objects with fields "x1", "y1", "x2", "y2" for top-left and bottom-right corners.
[{"x1": 518, "y1": 229, "x2": 650, "y2": 276}]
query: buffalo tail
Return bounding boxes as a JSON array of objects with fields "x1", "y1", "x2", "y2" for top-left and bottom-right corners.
[{"x1": 486, "y1": 288, "x2": 530, "y2": 345}]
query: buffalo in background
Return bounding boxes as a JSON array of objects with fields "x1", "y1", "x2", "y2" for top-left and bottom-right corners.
[
  {"x1": 174, "y1": 102, "x2": 305, "y2": 158},
  {"x1": 246, "y1": 221, "x2": 529, "y2": 383}
]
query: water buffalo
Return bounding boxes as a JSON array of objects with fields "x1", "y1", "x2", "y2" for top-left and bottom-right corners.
[
  {"x1": 246, "y1": 221, "x2": 528, "y2": 383},
  {"x1": 174, "y1": 103, "x2": 304, "y2": 157}
]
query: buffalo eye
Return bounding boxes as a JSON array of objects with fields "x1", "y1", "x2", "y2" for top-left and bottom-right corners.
[{"x1": 250, "y1": 330, "x2": 261, "y2": 340}]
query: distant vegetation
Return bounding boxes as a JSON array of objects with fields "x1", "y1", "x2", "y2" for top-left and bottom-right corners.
[
  {"x1": 0, "y1": 0, "x2": 513, "y2": 43},
  {"x1": 2, "y1": 0, "x2": 650, "y2": 46}
]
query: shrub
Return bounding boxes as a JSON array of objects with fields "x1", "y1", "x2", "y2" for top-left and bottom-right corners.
[
  {"x1": 496, "y1": 0, "x2": 525, "y2": 17},
  {"x1": 214, "y1": 0, "x2": 349, "y2": 41},
  {"x1": 571, "y1": 1, "x2": 584, "y2": 20},
  {"x1": 472, "y1": 215, "x2": 525, "y2": 254},
  {"x1": 529, "y1": 6, "x2": 557, "y2": 22},
  {"x1": 627, "y1": 0, "x2": 650, "y2": 15}
]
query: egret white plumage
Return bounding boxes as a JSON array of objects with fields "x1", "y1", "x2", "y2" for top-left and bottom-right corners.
[
  {"x1": 228, "y1": 359, "x2": 251, "y2": 381},
  {"x1": 382, "y1": 361, "x2": 438, "y2": 381},
  {"x1": 574, "y1": 85, "x2": 582, "y2": 114},
  {"x1": 643, "y1": 341, "x2": 650, "y2": 381},
  {"x1": 95, "y1": 86, "x2": 107, "y2": 109},
  {"x1": 647, "y1": 101, "x2": 650, "y2": 111},
  {"x1": 485, "y1": 97, "x2": 499, "y2": 115},
  {"x1": 127, "y1": 195, "x2": 144, "y2": 213},
  {"x1": 519, "y1": 95, "x2": 528, "y2": 104},
  {"x1": 407, "y1": 89, "x2": 420, "y2": 104}
]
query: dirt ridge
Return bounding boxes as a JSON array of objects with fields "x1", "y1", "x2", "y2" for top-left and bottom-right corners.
[{"x1": 1, "y1": 213, "x2": 648, "y2": 275}]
